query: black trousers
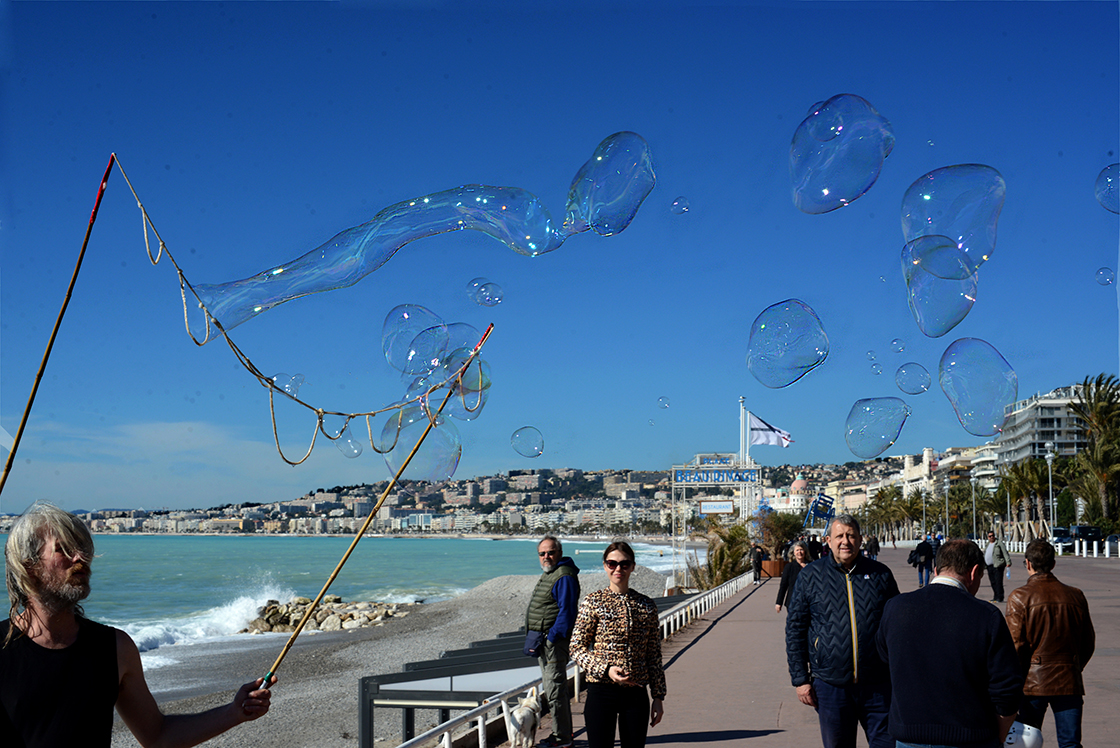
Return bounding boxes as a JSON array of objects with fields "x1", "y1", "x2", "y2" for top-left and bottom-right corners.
[
  {"x1": 987, "y1": 564, "x2": 1006, "y2": 601},
  {"x1": 584, "y1": 682, "x2": 650, "y2": 748}
]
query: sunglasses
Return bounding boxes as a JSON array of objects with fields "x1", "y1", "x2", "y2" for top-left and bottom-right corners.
[
  {"x1": 604, "y1": 559, "x2": 634, "y2": 571},
  {"x1": 538, "y1": 550, "x2": 560, "y2": 557}
]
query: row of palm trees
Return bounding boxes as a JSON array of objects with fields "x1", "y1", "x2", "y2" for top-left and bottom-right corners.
[{"x1": 861, "y1": 374, "x2": 1120, "y2": 538}]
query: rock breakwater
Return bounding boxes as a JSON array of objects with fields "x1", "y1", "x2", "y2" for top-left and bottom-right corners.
[{"x1": 242, "y1": 594, "x2": 420, "y2": 634}]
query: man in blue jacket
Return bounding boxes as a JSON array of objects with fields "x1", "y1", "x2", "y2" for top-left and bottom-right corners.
[
  {"x1": 876, "y1": 539, "x2": 1023, "y2": 747},
  {"x1": 525, "y1": 536, "x2": 580, "y2": 748},
  {"x1": 786, "y1": 514, "x2": 898, "y2": 748}
]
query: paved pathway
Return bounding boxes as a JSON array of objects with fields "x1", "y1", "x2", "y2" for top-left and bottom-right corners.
[{"x1": 549, "y1": 546, "x2": 1116, "y2": 748}]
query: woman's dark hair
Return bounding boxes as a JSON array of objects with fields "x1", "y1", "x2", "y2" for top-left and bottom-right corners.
[{"x1": 603, "y1": 540, "x2": 636, "y2": 563}]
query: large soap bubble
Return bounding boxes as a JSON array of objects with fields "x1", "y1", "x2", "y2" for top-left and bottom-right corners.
[
  {"x1": 1095, "y1": 163, "x2": 1118, "y2": 213},
  {"x1": 939, "y1": 338, "x2": 1018, "y2": 436},
  {"x1": 511, "y1": 426, "x2": 544, "y2": 458},
  {"x1": 790, "y1": 94, "x2": 895, "y2": 214},
  {"x1": 895, "y1": 362, "x2": 931, "y2": 395},
  {"x1": 902, "y1": 236, "x2": 977, "y2": 338},
  {"x1": 901, "y1": 164, "x2": 1005, "y2": 279},
  {"x1": 844, "y1": 398, "x2": 912, "y2": 459},
  {"x1": 746, "y1": 299, "x2": 829, "y2": 388},
  {"x1": 191, "y1": 132, "x2": 655, "y2": 335},
  {"x1": 378, "y1": 405, "x2": 462, "y2": 482}
]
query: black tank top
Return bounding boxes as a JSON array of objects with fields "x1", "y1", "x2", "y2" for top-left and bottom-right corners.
[{"x1": 1, "y1": 617, "x2": 119, "y2": 747}]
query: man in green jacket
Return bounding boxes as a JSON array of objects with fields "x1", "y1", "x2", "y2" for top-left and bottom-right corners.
[{"x1": 525, "y1": 536, "x2": 580, "y2": 748}]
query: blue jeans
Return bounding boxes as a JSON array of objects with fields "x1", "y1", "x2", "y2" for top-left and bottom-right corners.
[
  {"x1": 897, "y1": 742, "x2": 999, "y2": 748},
  {"x1": 917, "y1": 564, "x2": 931, "y2": 586},
  {"x1": 1019, "y1": 694, "x2": 1084, "y2": 748},
  {"x1": 814, "y1": 678, "x2": 893, "y2": 748}
]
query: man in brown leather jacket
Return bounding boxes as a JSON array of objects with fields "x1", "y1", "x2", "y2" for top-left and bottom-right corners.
[{"x1": 1005, "y1": 539, "x2": 1094, "y2": 748}]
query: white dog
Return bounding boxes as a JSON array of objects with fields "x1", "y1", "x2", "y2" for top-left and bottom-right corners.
[{"x1": 508, "y1": 686, "x2": 541, "y2": 748}]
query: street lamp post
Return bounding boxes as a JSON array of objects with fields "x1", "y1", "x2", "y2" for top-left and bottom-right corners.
[
  {"x1": 971, "y1": 478, "x2": 977, "y2": 541},
  {"x1": 1045, "y1": 442, "x2": 1055, "y2": 536}
]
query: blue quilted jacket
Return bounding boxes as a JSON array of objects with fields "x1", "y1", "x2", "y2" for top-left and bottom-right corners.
[{"x1": 785, "y1": 554, "x2": 899, "y2": 688}]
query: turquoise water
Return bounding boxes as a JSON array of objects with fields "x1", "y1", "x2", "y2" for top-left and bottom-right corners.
[{"x1": 1, "y1": 534, "x2": 673, "y2": 654}]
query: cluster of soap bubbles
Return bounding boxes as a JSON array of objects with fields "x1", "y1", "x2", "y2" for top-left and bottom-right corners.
[
  {"x1": 466, "y1": 277, "x2": 504, "y2": 307},
  {"x1": 746, "y1": 299, "x2": 830, "y2": 388},
  {"x1": 790, "y1": 94, "x2": 895, "y2": 214},
  {"x1": 377, "y1": 304, "x2": 493, "y2": 481},
  {"x1": 190, "y1": 131, "x2": 655, "y2": 336},
  {"x1": 1096, "y1": 163, "x2": 1118, "y2": 213}
]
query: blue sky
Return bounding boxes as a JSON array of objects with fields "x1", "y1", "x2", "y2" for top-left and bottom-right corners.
[{"x1": 1, "y1": 1, "x2": 1117, "y2": 512}]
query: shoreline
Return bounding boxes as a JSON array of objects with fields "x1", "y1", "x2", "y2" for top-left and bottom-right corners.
[{"x1": 112, "y1": 565, "x2": 671, "y2": 748}]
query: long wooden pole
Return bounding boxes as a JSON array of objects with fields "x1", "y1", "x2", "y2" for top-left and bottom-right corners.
[
  {"x1": 259, "y1": 323, "x2": 493, "y2": 687},
  {"x1": 0, "y1": 155, "x2": 117, "y2": 499}
]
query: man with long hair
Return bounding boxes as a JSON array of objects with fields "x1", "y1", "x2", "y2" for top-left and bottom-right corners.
[{"x1": 2, "y1": 502, "x2": 276, "y2": 746}]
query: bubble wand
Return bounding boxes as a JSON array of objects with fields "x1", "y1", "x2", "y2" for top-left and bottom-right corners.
[{"x1": 258, "y1": 322, "x2": 493, "y2": 688}]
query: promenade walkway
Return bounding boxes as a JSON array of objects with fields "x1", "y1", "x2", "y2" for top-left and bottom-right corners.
[{"x1": 555, "y1": 546, "x2": 1115, "y2": 748}]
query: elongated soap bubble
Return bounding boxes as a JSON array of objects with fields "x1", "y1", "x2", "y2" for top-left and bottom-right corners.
[
  {"x1": 845, "y1": 398, "x2": 912, "y2": 459},
  {"x1": 901, "y1": 164, "x2": 1005, "y2": 278},
  {"x1": 895, "y1": 362, "x2": 931, "y2": 395},
  {"x1": 1095, "y1": 163, "x2": 1118, "y2": 213},
  {"x1": 939, "y1": 338, "x2": 1017, "y2": 436},
  {"x1": 332, "y1": 423, "x2": 363, "y2": 458},
  {"x1": 379, "y1": 405, "x2": 461, "y2": 482},
  {"x1": 1097, "y1": 267, "x2": 1115, "y2": 286},
  {"x1": 191, "y1": 132, "x2": 655, "y2": 336},
  {"x1": 902, "y1": 236, "x2": 977, "y2": 337},
  {"x1": 790, "y1": 94, "x2": 894, "y2": 214},
  {"x1": 511, "y1": 426, "x2": 544, "y2": 458},
  {"x1": 746, "y1": 299, "x2": 829, "y2": 388}
]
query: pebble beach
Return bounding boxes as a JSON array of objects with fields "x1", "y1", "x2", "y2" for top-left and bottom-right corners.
[{"x1": 110, "y1": 565, "x2": 670, "y2": 748}]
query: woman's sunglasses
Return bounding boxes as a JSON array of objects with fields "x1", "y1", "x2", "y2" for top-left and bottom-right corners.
[{"x1": 604, "y1": 559, "x2": 634, "y2": 571}]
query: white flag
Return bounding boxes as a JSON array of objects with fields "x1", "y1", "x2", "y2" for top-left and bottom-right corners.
[{"x1": 749, "y1": 413, "x2": 793, "y2": 448}]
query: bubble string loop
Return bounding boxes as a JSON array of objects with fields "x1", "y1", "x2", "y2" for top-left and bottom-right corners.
[
  {"x1": 259, "y1": 322, "x2": 493, "y2": 688},
  {"x1": 114, "y1": 155, "x2": 492, "y2": 465}
]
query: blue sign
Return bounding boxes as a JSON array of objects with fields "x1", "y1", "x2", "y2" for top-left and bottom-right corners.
[{"x1": 674, "y1": 469, "x2": 758, "y2": 484}]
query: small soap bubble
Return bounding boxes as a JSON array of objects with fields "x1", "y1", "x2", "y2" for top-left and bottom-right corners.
[
  {"x1": 1095, "y1": 163, "x2": 1119, "y2": 213},
  {"x1": 901, "y1": 164, "x2": 1006, "y2": 278},
  {"x1": 378, "y1": 405, "x2": 462, "y2": 482},
  {"x1": 871, "y1": 363, "x2": 883, "y2": 375},
  {"x1": 466, "y1": 277, "x2": 489, "y2": 302},
  {"x1": 790, "y1": 94, "x2": 895, "y2": 214},
  {"x1": 332, "y1": 423, "x2": 363, "y2": 459},
  {"x1": 511, "y1": 426, "x2": 544, "y2": 458},
  {"x1": 939, "y1": 338, "x2": 1018, "y2": 436},
  {"x1": 927, "y1": 140, "x2": 935, "y2": 147},
  {"x1": 746, "y1": 299, "x2": 829, "y2": 388},
  {"x1": 658, "y1": 396, "x2": 670, "y2": 409},
  {"x1": 649, "y1": 419, "x2": 656, "y2": 426},
  {"x1": 844, "y1": 397, "x2": 912, "y2": 459},
  {"x1": 890, "y1": 338, "x2": 905, "y2": 353},
  {"x1": 1097, "y1": 267, "x2": 1115, "y2": 286},
  {"x1": 901, "y1": 237, "x2": 977, "y2": 338},
  {"x1": 879, "y1": 276, "x2": 887, "y2": 283},
  {"x1": 476, "y1": 281, "x2": 503, "y2": 307},
  {"x1": 895, "y1": 363, "x2": 931, "y2": 395},
  {"x1": 271, "y1": 373, "x2": 305, "y2": 397},
  {"x1": 866, "y1": 350, "x2": 877, "y2": 361},
  {"x1": 670, "y1": 197, "x2": 690, "y2": 214}
]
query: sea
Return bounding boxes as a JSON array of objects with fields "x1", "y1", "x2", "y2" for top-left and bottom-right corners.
[{"x1": 0, "y1": 534, "x2": 677, "y2": 674}]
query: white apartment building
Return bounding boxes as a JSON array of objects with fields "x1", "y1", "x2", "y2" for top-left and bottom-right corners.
[{"x1": 996, "y1": 385, "x2": 1088, "y2": 464}]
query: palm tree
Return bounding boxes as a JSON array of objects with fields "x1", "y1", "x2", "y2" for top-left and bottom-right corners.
[
  {"x1": 905, "y1": 487, "x2": 931, "y2": 535},
  {"x1": 687, "y1": 518, "x2": 750, "y2": 589},
  {"x1": 1069, "y1": 373, "x2": 1120, "y2": 520}
]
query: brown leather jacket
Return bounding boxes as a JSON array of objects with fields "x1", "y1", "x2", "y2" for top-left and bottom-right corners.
[{"x1": 1005, "y1": 572, "x2": 1094, "y2": 696}]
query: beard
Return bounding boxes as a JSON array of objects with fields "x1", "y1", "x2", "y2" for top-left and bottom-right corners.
[
  {"x1": 541, "y1": 561, "x2": 557, "y2": 573},
  {"x1": 35, "y1": 564, "x2": 91, "y2": 613}
]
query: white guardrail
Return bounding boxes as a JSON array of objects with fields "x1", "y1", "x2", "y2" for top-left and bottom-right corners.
[
  {"x1": 394, "y1": 571, "x2": 755, "y2": 748},
  {"x1": 1006, "y1": 539, "x2": 1117, "y2": 558}
]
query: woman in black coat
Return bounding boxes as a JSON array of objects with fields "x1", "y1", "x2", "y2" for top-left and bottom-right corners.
[{"x1": 774, "y1": 541, "x2": 811, "y2": 612}]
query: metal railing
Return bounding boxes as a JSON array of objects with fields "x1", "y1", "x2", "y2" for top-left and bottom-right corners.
[{"x1": 389, "y1": 571, "x2": 755, "y2": 748}]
